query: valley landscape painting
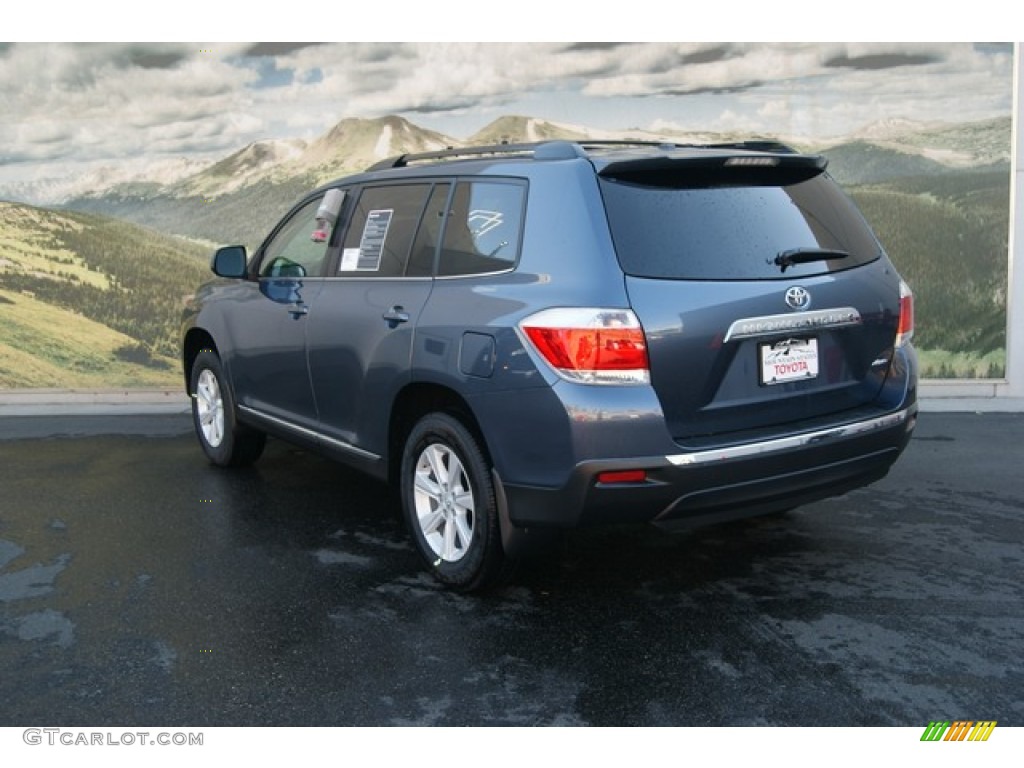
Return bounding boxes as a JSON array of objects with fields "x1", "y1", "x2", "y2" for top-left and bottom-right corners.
[{"x1": 0, "y1": 42, "x2": 1014, "y2": 388}]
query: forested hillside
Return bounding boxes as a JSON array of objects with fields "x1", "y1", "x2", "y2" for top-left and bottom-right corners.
[
  {"x1": 849, "y1": 170, "x2": 1009, "y2": 377},
  {"x1": 67, "y1": 175, "x2": 316, "y2": 254},
  {"x1": 0, "y1": 202, "x2": 209, "y2": 387}
]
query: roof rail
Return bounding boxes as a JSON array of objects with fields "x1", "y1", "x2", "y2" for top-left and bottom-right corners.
[
  {"x1": 576, "y1": 139, "x2": 676, "y2": 150},
  {"x1": 365, "y1": 141, "x2": 584, "y2": 171},
  {"x1": 364, "y1": 137, "x2": 801, "y2": 173}
]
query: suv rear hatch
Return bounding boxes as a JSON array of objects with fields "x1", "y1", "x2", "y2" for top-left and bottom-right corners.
[{"x1": 597, "y1": 150, "x2": 903, "y2": 444}]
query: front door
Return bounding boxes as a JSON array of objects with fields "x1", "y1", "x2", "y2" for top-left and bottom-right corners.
[
  {"x1": 227, "y1": 194, "x2": 334, "y2": 433},
  {"x1": 306, "y1": 182, "x2": 444, "y2": 460}
]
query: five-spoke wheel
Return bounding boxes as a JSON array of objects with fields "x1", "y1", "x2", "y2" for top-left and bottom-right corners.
[
  {"x1": 194, "y1": 367, "x2": 225, "y2": 449},
  {"x1": 189, "y1": 349, "x2": 265, "y2": 467},
  {"x1": 401, "y1": 412, "x2": 508, "y2": 591}
]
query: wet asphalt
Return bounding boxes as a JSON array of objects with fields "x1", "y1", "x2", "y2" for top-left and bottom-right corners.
[{"x1": 0, "y1": 412, "x2": 1021, "y2": 726}]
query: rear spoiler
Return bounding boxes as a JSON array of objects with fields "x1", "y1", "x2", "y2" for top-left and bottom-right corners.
[{"x1": 597, "y1": 152, "x2": 828, "y2": 187}]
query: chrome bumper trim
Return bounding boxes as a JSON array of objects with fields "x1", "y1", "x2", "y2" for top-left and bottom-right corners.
[{"x1": 666, "y1": 408, "x2": 912, "y2": 467}]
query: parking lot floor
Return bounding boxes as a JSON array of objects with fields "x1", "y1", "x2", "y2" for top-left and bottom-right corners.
[{"x1": 0, "y1": 411, "x2": 1021, "y2": 726}]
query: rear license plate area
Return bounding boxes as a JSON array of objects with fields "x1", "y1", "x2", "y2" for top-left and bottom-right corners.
[{"x1": 760, "y1": 337, "x2": 819, "y2": 385}]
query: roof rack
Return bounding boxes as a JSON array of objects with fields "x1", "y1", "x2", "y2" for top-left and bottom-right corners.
[
  {"x1": 367, "y1": 142, "x2": 555, "y2": 171},
  {"x1": 576, "y1": 139, "x2": 675, "y2": 150},
  {"x1": 365, "y1": 137, "x2": 801, "y2": 173}
]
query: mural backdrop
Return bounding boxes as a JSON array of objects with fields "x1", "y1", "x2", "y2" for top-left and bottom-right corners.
[{"x1": 0, "y1": 42, "x2": 1013, "y2": 388}]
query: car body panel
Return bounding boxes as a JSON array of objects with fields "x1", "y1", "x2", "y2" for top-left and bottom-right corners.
[
  {"x1": 307, "y1": 278, "x2": 433, "y2": 455},
  {"x1": 226, "y1": 277, "x2": 323, "y2": 431},
  {"x1": 624, "y1": 259, "x2": 902, "y2": 442}
]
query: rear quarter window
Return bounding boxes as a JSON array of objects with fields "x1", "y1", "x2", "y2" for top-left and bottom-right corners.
[
  {"x1": 599, "y1": 173, "x2": 882, "y2": 280},
  {"x1": 438, "y1": 180, "x2": 525, "y2": 277}
]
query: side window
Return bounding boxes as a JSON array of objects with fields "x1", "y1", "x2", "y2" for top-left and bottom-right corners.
[
  {"x1": 339, "y1": 185, "x2": 431, "y2": 277},
  {"x1": 438, "y1": 181, "x2": 525, "y2": 277},
  {"x1": 258, "y1": 195, "x2": 333, "y2": 278},
  {"x1": 407, "y1": 183, "x2": 451, "y2": 277}
]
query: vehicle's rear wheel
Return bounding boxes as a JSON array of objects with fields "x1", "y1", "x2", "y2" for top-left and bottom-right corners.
[
  {"x1": 190, "y1": 349, "x2": 265, "y2": 467},
  {"x1": 400, "y1": 412, "x2": 509, "y2": 591}
]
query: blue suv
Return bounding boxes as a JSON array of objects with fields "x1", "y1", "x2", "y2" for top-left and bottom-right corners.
[{"x1": 181, "y1": 140, "x2": 918, "y2": 590}]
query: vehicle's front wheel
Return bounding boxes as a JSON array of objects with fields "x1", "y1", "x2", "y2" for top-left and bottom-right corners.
[
  {"x1": 400, "y1": 413, "x2": 509, "y2": 591},
  {"x1": 190, "y1": 349, "x2": 266, "y2": 467}
]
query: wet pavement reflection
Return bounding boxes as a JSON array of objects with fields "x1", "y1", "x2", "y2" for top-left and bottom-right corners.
[{"x1": 1, "y1": 413, "x2": 1022, "y2": 725}]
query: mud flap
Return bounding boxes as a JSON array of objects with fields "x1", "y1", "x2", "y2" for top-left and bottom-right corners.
[{"x1": 491, "y1": 468, "x2": 559, "y2": 560}]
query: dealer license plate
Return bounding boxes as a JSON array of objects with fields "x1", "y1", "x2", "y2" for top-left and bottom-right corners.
[{"x1": 760, "y1": 338, "x2": 819, "y2": 385}]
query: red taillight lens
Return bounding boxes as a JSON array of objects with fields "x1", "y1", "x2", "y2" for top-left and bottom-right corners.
[
  {"x1": 523, "y1": 327, "x2": 647, "y2": 371},
  {"x1": 896, "y1": 280, "x2": 914, "y2": 347},
  {"x1": 520, "y1": 308, "x2": 650, "y2": 384}
]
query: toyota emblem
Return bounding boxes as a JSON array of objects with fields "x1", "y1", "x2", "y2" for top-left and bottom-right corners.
[{"x1": 785, "y1": 286, "x2": 811, "y2": 311}]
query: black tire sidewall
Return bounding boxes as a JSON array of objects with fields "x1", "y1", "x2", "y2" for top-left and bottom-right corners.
[
  {"x1": 400, "y1": 413, "x2": 501, "y2": 590},
  {"x1": 189, "y1": 349, "x2": 243, "y2": 466}
]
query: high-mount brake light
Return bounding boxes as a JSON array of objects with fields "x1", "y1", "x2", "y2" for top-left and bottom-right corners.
[
  {"x1": 724, "y1": 157, "x2": 780, "y2": 167},
  {"x1": 519, "y1": 308, "x2": 650, "y2": 385},
  {"x1": 896, "y1": 279, "x2": 914, "y2": 347}
]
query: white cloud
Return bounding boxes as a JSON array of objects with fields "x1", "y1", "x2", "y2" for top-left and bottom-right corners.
[
  {"x1": 0, "y1": 43, "x2": 259, "y2": 164},
  {"x1": 0, "y1": 41, "x2": 1013, "y2": 186}
]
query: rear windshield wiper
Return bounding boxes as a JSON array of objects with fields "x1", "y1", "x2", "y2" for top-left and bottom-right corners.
[{"x1": 774, "y1": 247, "x2": 849, "y2": 273}]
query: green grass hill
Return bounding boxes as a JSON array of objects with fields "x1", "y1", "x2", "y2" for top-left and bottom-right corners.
[{"x1": 0, "y1": 202, "x2": 209, "y2": 388}]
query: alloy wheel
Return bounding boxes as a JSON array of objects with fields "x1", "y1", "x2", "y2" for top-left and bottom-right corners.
[
  {"x1": 195, "y1": 368, "x2": 225, "y2": 448},
  {"x1": 412, "y1": 443, "x2": 475, "y2": 562}
]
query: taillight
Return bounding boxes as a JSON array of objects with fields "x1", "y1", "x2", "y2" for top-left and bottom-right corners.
[
  {"x1": 896, "y1": 279, "x2": 914, "y2": 347},
  {"x1": 519, "y1": 308, "x2": 650, "y2": 385}
]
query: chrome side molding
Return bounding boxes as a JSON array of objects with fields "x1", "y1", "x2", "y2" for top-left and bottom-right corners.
[{"x1": 238, "y1": 405, "x2": 380, "y2": 461}]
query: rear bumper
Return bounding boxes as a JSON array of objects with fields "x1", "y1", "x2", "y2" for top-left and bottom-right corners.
[{"x1": 498, "y1": 405, "x2": 917, "y2": 529}]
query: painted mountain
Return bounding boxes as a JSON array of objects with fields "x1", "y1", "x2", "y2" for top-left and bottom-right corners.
[{"x1": 0, "y1": 113, "x2": 1011, "y2": 387}]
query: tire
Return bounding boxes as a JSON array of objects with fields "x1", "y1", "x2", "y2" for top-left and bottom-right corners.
[
  {"x1": 189, "y1": 349, "x2": 266, "y2": 467},
  {"x1": 400, "y1": 412, "x2": 509, "y2": 592}
]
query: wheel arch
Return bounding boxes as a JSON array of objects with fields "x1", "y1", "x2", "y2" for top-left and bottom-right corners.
[
  {"x1": 388, "y1": 382, "x2": 491, "y2": 487},
  {"x1": 182, "y1": 328, "x2": 219, "y2": 393}
]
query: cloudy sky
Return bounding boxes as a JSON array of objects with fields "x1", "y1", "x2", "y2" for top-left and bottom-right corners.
[{"x1": 0, "y1": 42, "x2": 1014, "y2": 187}]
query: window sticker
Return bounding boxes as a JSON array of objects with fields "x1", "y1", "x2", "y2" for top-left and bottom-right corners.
[
  {"x1": 352, "y1": 209, "x2": 393, "y2": 271},
  {"x1": 340, "y1": 248, "x2": 361, "y2": 272}
]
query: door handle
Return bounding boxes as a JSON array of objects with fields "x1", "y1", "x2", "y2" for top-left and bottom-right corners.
[
  {"x1": 383, "y1": 306, "x2": 410, "y2": 327},
  {"x1": 288, "y1": 303, "x2": 309, "y2": 318}
]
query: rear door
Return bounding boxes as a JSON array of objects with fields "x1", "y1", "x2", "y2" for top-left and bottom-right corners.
[
  {"x1": 598, "y1": 155, "x2": 902, "y2": 443},
  {"x1": 305, "y1": 182, "x2": 443, "y2": 458}
]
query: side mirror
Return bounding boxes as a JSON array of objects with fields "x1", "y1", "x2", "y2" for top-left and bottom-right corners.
[{"x1": 211, "y1": 246, "x2": 247, "y2": 278}]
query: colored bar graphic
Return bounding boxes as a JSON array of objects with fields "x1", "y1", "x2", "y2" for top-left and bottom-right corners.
[
  {"x1": 920, "y1": 720, "x2": 996, "y2": 742},
  {"x1": 945, "y1": 721, "x2": 972, "y2": 741},
  {"x1": 968, "y1": 721, "x2": 997, "y2": 741},
  {"x1": 921, "y1": 721, "x2": 950, "y2": 741}
]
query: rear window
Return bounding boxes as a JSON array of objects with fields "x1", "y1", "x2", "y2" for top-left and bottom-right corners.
[{"x1": 599, "y1": 173, "x2": 882, "y2": 280}]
